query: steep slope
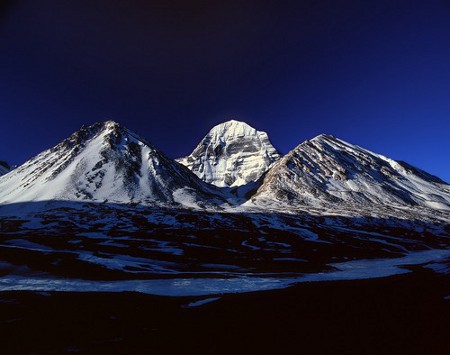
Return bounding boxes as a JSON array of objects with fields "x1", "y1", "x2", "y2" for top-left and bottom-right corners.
[
  {"x1": 0, "y1": 161, "x2": 10, "y2": 176},
  {"x1": 177, "y1": 120, "x2": 280, "y2": 187},
  {"x1": 0, "y1": 121, "x2": 224, "y2": 207},
  {"x1": 249, "y1": 134, "x2": 450, "y2": 212}
]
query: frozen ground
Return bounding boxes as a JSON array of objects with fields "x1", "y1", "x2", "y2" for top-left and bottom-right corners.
[
  {"x1": 1, "y1": 249, "x2": 449, "y2": 296},
  {"x1": 0, "y1": 200, "x2": 449, "y2": 297}
]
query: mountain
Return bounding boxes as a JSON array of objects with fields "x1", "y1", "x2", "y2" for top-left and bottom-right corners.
[
  {"x1": 0, "y1": 121, "x2": 224, "y2": 207},
  {"x1": 177, "y1": 120, "x2": 280, "y2": 187},
  {"x1": 1, "y1": 121, "x2": 449, "y2": 217},
  {"x1": 0, "y1": 161, "x2": 10, "y2": 176},
  {"x1": 1, "y1": 123, "x2": 450, "y2": 294},
  {"x1": 249, "y1": 134, "x2": 450, "y2": 212}
]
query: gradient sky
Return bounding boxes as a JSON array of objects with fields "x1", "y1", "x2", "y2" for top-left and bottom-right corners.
[{"x1": 1, "y1": 0, "x2": 449, "y2": 181}]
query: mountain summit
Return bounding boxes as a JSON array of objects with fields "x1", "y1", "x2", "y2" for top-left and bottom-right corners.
[
  {"x1": 177, "y1": 120, "x2": 280, "y2": 187},
  {"x1": 0, "y1": 121, "x2": 223, "y2": 207},
  {"x1": 250, "y1": 134, "x2": 450, "y2": 211}
]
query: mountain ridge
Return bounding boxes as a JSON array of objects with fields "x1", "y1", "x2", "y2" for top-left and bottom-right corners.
[
  {"x1": 0, "y1": 121, "x2": 225, "y2": 208},
  {"x1": 248, "y1": 133, "x2": 450, "y2": 213},
  {"x1": 1, "y1": 120, "x2": 449, "y2": 219}
]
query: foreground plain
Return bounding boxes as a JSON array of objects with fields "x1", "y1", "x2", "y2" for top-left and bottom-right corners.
[{"x1": 1, "y1": 267, "x2": 449, "y2": 355}]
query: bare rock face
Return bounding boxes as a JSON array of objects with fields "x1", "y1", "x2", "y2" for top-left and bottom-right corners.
[
  {"x1": 177, "y1": 120, "x2": 281, "y2": 187},
  {"x1": 0, "y1": 121, "x2": 224, "y2": 207},
  {"x1": 250, "y1": 134, "x2": 450, "y2": 211}
]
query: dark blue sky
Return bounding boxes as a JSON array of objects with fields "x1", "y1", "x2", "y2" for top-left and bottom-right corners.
[{"x1": 1, "y1": 0, "x2": 449, "y2": 181}]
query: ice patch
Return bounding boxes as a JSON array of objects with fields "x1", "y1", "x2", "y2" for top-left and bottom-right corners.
[
  {"x1": 3, "y1": 239, "x2": 52, "y2": 252},
  {"x1": 78, "y1": 252, "x2": 179, "y2": 274},
  {"x1": 0, "y1": 275, "x2": 288, "y2": 296},
  {"x1": 1, "y1": 249, "x2": 449, "y2": 296},
  {"x1": 303, "y1": 249, "x2": 450, "y2": 281},
  {"x1": 183, "y1": 297, "x2": 221, "y2": 308}
]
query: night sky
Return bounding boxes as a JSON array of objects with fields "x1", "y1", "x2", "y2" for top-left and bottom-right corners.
[{"x1": 1, "y1": 0, "x2": 449, "y2": 181}]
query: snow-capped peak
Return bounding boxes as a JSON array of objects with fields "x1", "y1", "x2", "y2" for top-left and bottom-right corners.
[
  {"x1": 207, "y1": 120, "x2": 260, "y2": 139},
  {"x1": 177, "y1": 119, "x2": 281, "y2": 187},
  {"x1": 310, "y1": 133, "x2": 335, "y2": 141},
  {"x1": 249, "y1": 134, "x2": 450, "y2": 212},
  {"x1": 0, "y1": 121, "x2": 224, "y2": 207}
]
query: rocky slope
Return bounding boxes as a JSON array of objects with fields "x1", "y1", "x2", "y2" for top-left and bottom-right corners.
[
  {"x1": 0, "y1": 121, "x2": 224, "y2": 207},
  {"x1": 249, "y1": 134, "x2": 450, "y2": 214},
  {"x1": 177, "y1": 120, "x2": 280, "y2": 187}
]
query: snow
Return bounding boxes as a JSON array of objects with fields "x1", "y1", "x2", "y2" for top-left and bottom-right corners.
[
  {"x1": 1, "y1": 120, "x2": 449, "y2": 223},
  {"x1": 0, "y1": 275, "x2": 289, "y2": 296},
  {"x1": 424, "y1": 201, "x2": 450, "y2": 211},
  {"x1": 250, "y1": 133, "x2": 450, "y2": 219},
  {"x1": 183, "y1": 297, "x2": 221, "y2": 308},
  {"x1": 141, "y1": 240, "x2": 184, "y2": 256},
  {"x1": 177, "y1": 120, "x2": 280, "y2": 187},
  {"x1": 304, "y1": 248, "x2": 450, "y2": 281},
  {"x1": 0, "y1": 121, "x2": 223, "y2": 208},
  {"x1": 1, "y1": 120, "x2": 450, "y2": 298},
  {"x1": 1, "y1": 249, "x2": 449, "y2": 296},
  {"x1": 3, "y1": 239, "x2": 53, "y2": 252},
  {"x1": 77, "y1": 252, "x2": 180, "y2": 274},
  {"x1": 423, "y1": 262, "x2": 450, "y2": 274},
  {"x1": 172, "y1": 188, "x2": 203, "y2": 208}
]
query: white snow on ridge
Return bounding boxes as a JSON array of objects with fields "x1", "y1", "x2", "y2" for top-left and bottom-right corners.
[
  {"x1": 249, "y1": 134, "x2": 450, "y2": 214},
  {"x1": 1, "y1": 119, "x2": 449, "y2": 221},
  {"x1": 0, "y1": 121, "x2": 224, "y2": 208},
  {"x1": 177, "y1": 120, "x2": 280, "y2": 187}
]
